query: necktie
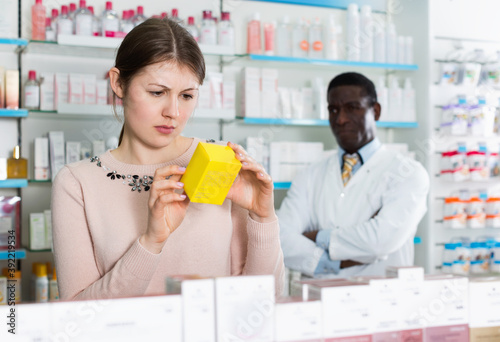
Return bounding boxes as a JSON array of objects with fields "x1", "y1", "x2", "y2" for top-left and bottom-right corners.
[{"x1": 342, "y1": 153, "x2": 359, "y2": 186}]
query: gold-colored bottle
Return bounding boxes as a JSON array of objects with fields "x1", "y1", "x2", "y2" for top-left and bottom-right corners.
[{"x1": 7, "y1": 146, "x2": 28, "y2": 179}]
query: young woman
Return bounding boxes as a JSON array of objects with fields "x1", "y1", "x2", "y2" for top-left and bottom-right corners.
[{"x1": 52, "y1": 18, "x2": 284, "y2": 300}]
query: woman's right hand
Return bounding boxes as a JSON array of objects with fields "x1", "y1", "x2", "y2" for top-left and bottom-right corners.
[{"x1": 140, "y1": 165, "x2": 189, "y2": 253}]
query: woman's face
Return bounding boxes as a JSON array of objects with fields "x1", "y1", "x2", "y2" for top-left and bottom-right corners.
[{"x1": 122, "y1": 61, "x2": 199, "y2": 149}]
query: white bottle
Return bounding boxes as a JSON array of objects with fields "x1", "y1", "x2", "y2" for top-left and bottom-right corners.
[
  {"x1": 405, "y1": 36, "x2": 413, "y2": 64},
  {"x1": 45, "y1": 18, "x2": 56, "y2": 42},
  {"x1": 35, "y1": 264, "x2": 49, "y2": 303},
  {"x1": 402, "y1": 78, "x2": 416, "y2": 122},
  {"x1": 397, "y1": 35, "x2": 405, "y2": 64},
  {"x1": 377, "y1": 77, "x2": 389, "y2": 120},
  {"x1": 50, "y1": 8, "x2": 59, "y2": 32},
  {"x1": 360, "y1": 5, "x2": 373, "y2": 62},
  {"x1": 49, "y1": 268, "x2": 59, "y2": 301},
  {"x1": 373, "y1": 22, "x2": 385, "y2": 63},
  {"x1": 74, "y1": 0, "x2": 92, "y2": 36},
  {"x1": 57, "y1": 5, "x2": 73, "y2": 36},
  {"x1": 275, "y1": 15, "x2": 292, "y2": 57},
  {"x1": 346, "y1": 4, "x2": 360, "y2": 61},
  {"x1": 24, "y1": 70, "x2": 40, "y2": 110},
  {"x1": 388, "y1": 77, "x2": 402, "y2": 121},
  {"x1": 386, "y1": 22, "x2": 397, "y2": 64},
  {"x1": 292, "y1": 17, "x2": 308, "y2": 58},
  {"x1": 101, "y1": 1, "x2": 120, "y2": 36},
  {"x1": 88, "y1": 6, "x2": 100, "y2": 36},
  {"x1": 170, "y1": 8, "x2": 182, "y2": 24},
  {"x1": 200, "y1": 10, "x2": 217, "y2": 45},
  {"x1": 308, "y1": 17, "x2": 323, "y2": 59},
  {"x1": 121, "y1": 10, "x2": 134, "y2": 34},
  {"x1": 132, "y1": 6, "x2": 146, "y2": 27},
  {"x1": 185, "y1": 16, "x2": 199, "y2": 42},
  {"x1": 218, "y1": 12, "x2": 234, "y2": 47},
  {"x1": 325, "y1": 14, "x2": 341, "y2": 60}
]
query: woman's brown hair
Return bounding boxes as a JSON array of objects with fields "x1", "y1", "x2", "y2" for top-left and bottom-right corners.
[{"x1": 112, "y1": 18, "x2": 206, "y2": 145}]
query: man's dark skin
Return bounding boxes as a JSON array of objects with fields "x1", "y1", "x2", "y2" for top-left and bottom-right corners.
[{"x1": 303, "y1": 85, "x2": 381, "y2": 269}]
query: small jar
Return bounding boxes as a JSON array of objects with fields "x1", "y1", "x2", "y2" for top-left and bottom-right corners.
[{"x1": 444, "y1": 197, "x2": 467, "y2": 229}]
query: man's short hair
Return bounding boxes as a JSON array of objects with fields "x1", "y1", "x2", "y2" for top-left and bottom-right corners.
[{"x1": 327, "y1": 72, "x2": 377, "y2": 105}]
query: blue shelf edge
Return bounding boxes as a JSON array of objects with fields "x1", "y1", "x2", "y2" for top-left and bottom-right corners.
[
  {"x1": 414, "y1": 236, "x2": 422, "y2": 245},
  {"x1": 0, "y1": 38, "x2": 28, "y2": 46},
  {"x1": 240, "y1": 117, "x2": 418, "y2": 128},
  {"x1": 249, "y1": 54, "x2": 418, "y2": 70},
  {"x1": 0, "y1": 109, "x2": 28, "y2": 118},
  {"x1": 0, "y1": 179, "x2": 28, "y2": 188},
  {"x1": 246, "y1": 0, "x2": 386, "y2": 13},
  {"x1": 0, "y1": 249, "x2": 26, "y2": 260},
  {"x1": 274, "y1": 182, "x2": 292, "y2": 189}
]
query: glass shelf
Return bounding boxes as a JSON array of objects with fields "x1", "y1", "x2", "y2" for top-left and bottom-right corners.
[
  {"x1": 29, "y1": 110, "x2": 114, "y2": 120},
  {"x1": 238, "y1": 117, "x2": 418, "y2": 128},
  {"x1": 247, "y1": 54, "x2": 419, "y2": 71},
  {"x1": 245, "y1": 0, "x2": 387, "y2": 13},
  {"x1": 0, "y1": 179, "x2": 28, "y2": 188},
  {"x1": 28, "y1": 179, "x2": 51, "y2": 183},
  {"x1": 0, "y1": 38, "x2": 28, "y2": 46},
  {"x1": 0, "y1": 109, "x2": 28, "y2": 118},
  {"x1": 23, "y1": 247, "x2": 52, "y2": 253},
  {"x1": 0, "y1": 249, "x2": 26, "y2": 260}
]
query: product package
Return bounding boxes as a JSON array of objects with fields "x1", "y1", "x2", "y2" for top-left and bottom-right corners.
[
  {"x1": 54, "y1": 73, "x2": 69, "y2": 109},
  {"x1": 180, "y1": 142, "x2": 241, "y2": 205},
  {"x1": 40, "y1": 72, "x2": 55, "y2": 111},
  {"x1": 274, "y1": 297, "x2": 322, "y2": 342},
  {"x1": 5, "y1": 70, "x2": 19, "y2": 109},
  {"x1": 48, "y1": 131, "x2": 65, "y2": 181},
  {"x1": 468, "y1": 278, "x2": 500, "y2": 342},
  {"x1": 0, "y1": 196, "x2": 20, "y2": 250},
  {"x1": 241, "y1": 67, "x2": 261, "y2": 117}
]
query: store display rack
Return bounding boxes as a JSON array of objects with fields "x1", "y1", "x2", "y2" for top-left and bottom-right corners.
[
  {"x1": 0, "y1": 109, "x2": 28, "y2": 118},
  {"x1": 238, "y1": 117, "x2": 419, "y2": 128},
  {"x1": 0, "y1": 180, "x2": 28, "y2": 188},
  {"x1": 245, "y1": 0, "x2": 386, "y2": 13}
]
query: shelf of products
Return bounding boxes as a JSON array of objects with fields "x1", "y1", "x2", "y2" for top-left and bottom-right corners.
[
  {"x1": 245, "y1": 0, "x2": 386, "y2": 12},
  {"x1": 0, "y1": 109, "x2": 28, "y2": 118},
  {"x1": 0, "y1": 180, "x2": 28, "y2": 188},
  {"x1": 238, "y1": 117, "x2": 418, "y2": 128},
  {"x1": 0, "y1": 248, "x2": 26, "y2": 260},
  {"x1": 247, "y1": 54, "x2": 419, "y2": 71}
]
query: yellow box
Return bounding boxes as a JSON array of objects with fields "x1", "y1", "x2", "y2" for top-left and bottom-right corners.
[{"x1": 181, "y1": 142, "x2": 241, "y2": 205}]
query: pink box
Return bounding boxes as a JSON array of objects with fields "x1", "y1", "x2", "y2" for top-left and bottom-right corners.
[{"x1": 424, "y1": 325, "x2": 469, "y2": 342}]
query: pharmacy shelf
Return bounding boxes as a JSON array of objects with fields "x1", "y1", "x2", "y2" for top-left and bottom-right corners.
[
  {"x1": 274, "y1": 182, "x2": 292, "y2": 189},
  {"x1": 0, "y1": 109, "x2": 28, "y2": 118},
  {"x1": 245, "y1": 0, "x2": 386, "y2": 13},
  {"x1": 0, "y1": 38, "x2": 28, "y2": 46},
  {"x1": 238, "y1": 117, "x2": 418, "y2": 128},
  {"x1": 0, "y1": 180, "x2": 28, "y2": 188},
  {"x1": 248, "y1": 55, "x2": 419, "y2": 71},
  {"x1": 0, "y1": 249, "x2": 26, "y2": 260},
  {"x1": 26, "y1": 38, "x2": 236, "y2": 59}
]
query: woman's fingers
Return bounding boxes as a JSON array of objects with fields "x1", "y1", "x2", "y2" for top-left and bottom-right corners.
[
  {"x1": 153, "y1": 165, "x2": 186, "y2": 182},
  {"x1": 228, "y1": 141, "x2": 272, "y2": 184}
]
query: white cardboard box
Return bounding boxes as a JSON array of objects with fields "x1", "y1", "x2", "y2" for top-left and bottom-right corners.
[
  {"x1": 182, "y1": 278, "x2": 216, "y2": 342},
  {"x1": 215, "y1": 275, "x2": 275, "y2": 342},
  {"x1": 68, "y1": 73, "x2": 84, "y2": 104},
  {"x1": 241, "y1": 67, "x2": 261, "y2": 118},
  {"x1": 469, "y1": 278, "x2": 500, "y2": 328},
  {"x1": 29, "y1": 212, "x2": 46, "y2": 250},
  {"x1": 49, "y1": 131, "x2": 65, "y2": 181},
  {"x1": 83, "y1": 74, "x2": 97, "y2": 104},
  {"x1": 66, "y1": 142, "x2": 81, "y2": 164},
  {"x1": 34, "y1": 137, "x2": 50, "y2": 180},
  {"x1": 55, "y1": 73, "x2": 69, "y2": 109},
  {"x1": 274, "y1": 297, "x2": 322, "y2": 342},
  {"x1": 40, "y1": 72, "x2": 55, "y2": 111},
  {"x1": 261, "y1": 68, "x2": 278, "y2": 117}
]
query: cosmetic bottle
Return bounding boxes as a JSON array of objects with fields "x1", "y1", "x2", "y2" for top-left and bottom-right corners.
[
  {"x1": 292, "y1": 17, "x2": 308, "y2": 58},
  {"x1": 24, "y1": 70, "x2": 40, "y2": 110},
  {"x1": 7, "y1": 146, "x2": 28, "y2": 179},
  {"x1": 132, "y1": 6, "x2": 146, "y2": 27},
  {"x1": 219, "y1": 12, "x2": 234, "y2": 48},
  {"x1": 185, "y1": 17, "x2": 199, "y2": 42},
  {"x1": 201, "y1": 10, "x2": 217, "y2": 45},
  {"x1": 247, "y1": 12, "x2": 262, "y2": 54},
  {"x1": 57, "y1": 6, "x2": 73, "y2": 36},
  {"x1": 346, "y1": 4, "x2": 360, "y2": 61},
  {"x1": 101, "y1": 1, "x2": 120, "y2": 36},
  {"x1": 74, "y1": 0, "x2": 92, "y2": 36},
  {"x1": 32, "y1": 0, "x2": 46, "y2": 41},
  {"x1": 309, "y1": 17, "x2": 323, "y2": 59},
  {"x1": 275, "y1": 15, "x2": 292, "y2": 56}
]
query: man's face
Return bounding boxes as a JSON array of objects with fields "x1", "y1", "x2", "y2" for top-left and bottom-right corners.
[{"x1": 327, "y1": 85, "x2": 380, "y2": 153}]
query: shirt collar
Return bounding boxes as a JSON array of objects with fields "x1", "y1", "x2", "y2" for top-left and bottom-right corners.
[{"x1": 338, "y1": 138, "x2": 382, "y2": 166}]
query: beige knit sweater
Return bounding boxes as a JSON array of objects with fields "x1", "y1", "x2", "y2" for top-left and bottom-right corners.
[{"x1": 51, "y1": 137, "x2": 285, "y2": 300}]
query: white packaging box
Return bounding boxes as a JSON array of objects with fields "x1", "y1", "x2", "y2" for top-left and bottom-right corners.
[
  {"x1": 0, "y1": 0, "x2": 18, "y2": 39},
  {"x1": 301, "y1": 87, "x2": 314, "y2": 118},
  {"x1": 386, "y1": 266, "x2": 424, "y2": 282},
  {"x1": 274, "y1": 297, "x2": 322, "y2": 342},
  {"x1": 197, "y1": 83, "x2": 211, "y2": 109},
  {"x1": 83, "y1": 74, "x2": 97, "y2": 104},
  {"x1": 222, "y1": 80, "x2": 236, "y2": 110},
  {"x1": 96, "y1": 80, "x2": 108, "y2": 105},
  {"x1": 261, "y1": 68, "x2": 278, "y2": 117},
  {"x1": 5, "y1": 69, "x2": 19, "y2": 109},
  {"x1": 49, "y1": 131, "x2": 65, "y2": 181},
  {"x1": 246, "y1": 137, "x2": 269, "y2": 173},
  {"x1": 420, "y1": 275, "x2": 469, "y2": 342},
  {"x1": 278, "y1": 87, "x2": 292, "y2": 118},
  {"x1": 16, "y1": 302, "x2": 52, "y2": 340},
  {"x1": 215, "y1": 275, "x2": 275, "y2": 342},
  {"x1": 50, "y1": 295, "x2": 183, "y2": 341},
  {"x1": 208, "y1": 72, "x2": 223, "y2": 109},
  {"x1": 68, "y1": 73, "x2": 84, "y2": 104},
  {"x1": 92, "y1": 140, "x2": 106, "y2": 157},
  {"x1": 55, "y1": 73, "x2": 69, "y2": 109},
  {"x1": 66, "y1": 141, "x2": 81, "y2": 164},
  {"x1": 0, "y1": 158, "x2": 7, "y2": 180},
  {"x1": 307, "y1": 281, "x2": 372, "y2": 341},
  {"x1": 183, "y1": 278, "x2": 216, "y2": 342},
  {"x1": 44, "y1": 210, "x2": 52, "y2": 251},
  {"x1": 469, "y1": 278, "x2": 500, "y2": 328},
  {"x1": 40, "y1": 72, "x2": 55, "y2": 111},
  {"x1": 270, "y1": 142, "x2": 323, "y2": 182},
  {"x1": 34, "y1": 137, "x2": 50, "y2": 180},
  {"x1": 0, "y1": 276, "x2": 6, "y2": 305},
  {"x1": 0, "y1": 67, "x2": 5, "y2": 108},
  {"x1": 241, "y1": 67, "x2": 261, "y2": 118},
  {"x1": 30, "y1": 212, "x2": 46, "y2": 250},
  {"x1": 352, "y1": 277, "x2": 403, "y2": 336}
]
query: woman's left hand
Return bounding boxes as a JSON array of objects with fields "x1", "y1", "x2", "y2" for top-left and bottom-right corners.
[{"x1": 226, "y1": 142, "x2": 276, "y2": 223}]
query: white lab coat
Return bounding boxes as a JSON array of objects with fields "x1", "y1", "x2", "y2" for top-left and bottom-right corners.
[{"x1": 278, "y1": 146, "x2": 429, "y2": 278}]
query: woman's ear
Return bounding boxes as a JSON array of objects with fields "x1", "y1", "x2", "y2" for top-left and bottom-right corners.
[{"x1": 108, "y1": 67, "x2": 123, "y2": 99}]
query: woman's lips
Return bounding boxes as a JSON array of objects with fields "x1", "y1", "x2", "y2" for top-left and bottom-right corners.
[{"x1": 155, "y1": 126, "x2": 175, "y2": 134}]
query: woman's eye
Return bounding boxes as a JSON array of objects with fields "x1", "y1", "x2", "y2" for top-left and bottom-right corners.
[
  {"x1": 182, "y1": 94, "x2": 194, "y2": 100},
  {"x1": 150, "y1": 91, "x2": 163, "y2": 97}
]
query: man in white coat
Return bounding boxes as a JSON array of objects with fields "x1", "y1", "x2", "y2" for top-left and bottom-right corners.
[{"x1": 278, "y1": 72, "x2": 429, "y2": 278}]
